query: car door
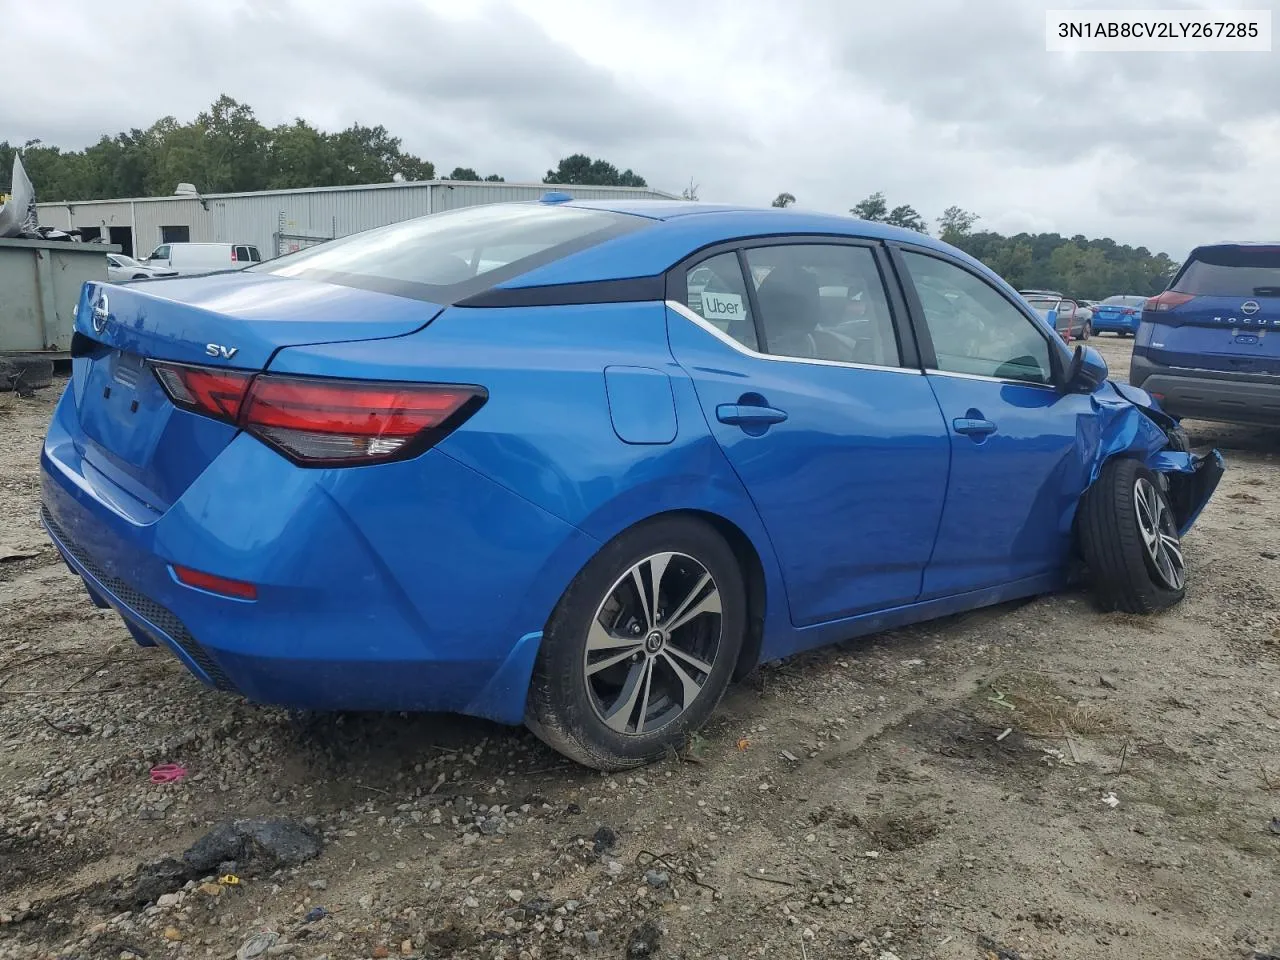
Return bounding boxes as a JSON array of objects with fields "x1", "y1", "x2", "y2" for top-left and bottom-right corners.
[
  {"x1": 147, "y1": 245, "x2": 172, "y2": 269},
  {"x1": 666, "y1": 240, "x2": 951, "y2": 627},
  {"x1": 892, "y1": 246, "x2": 1097, "y2": 598}
]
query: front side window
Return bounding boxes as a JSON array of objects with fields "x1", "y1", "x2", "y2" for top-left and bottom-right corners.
[
  {"x1": 150, "y1": 245, "x2": 170, "y2": 261},
  {"x1": 251, "y1": 203, "x2": 646, "y2": 301},
  {"x1": 902, "y1": 251, "x2": 1054, "y2": 386},
  {"x1": 684, "y1": 252, "x2": 758, "y2": 350},
  {"x1": 744, "y1": 244, "x2": 900, "y2": 366}
]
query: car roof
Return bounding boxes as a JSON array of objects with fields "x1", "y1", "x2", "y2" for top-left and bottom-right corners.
[
  {"x1": 495, "y1": 199, "x2": 996, "y2": 291},
  {"x1": 566, "y1": 198, "x2": 945, "y2": 245}
]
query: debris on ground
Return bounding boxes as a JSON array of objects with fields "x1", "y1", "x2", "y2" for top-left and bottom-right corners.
[
  {"x1": 626, "y1": 919, "x2": 663, "y2": 957},
  {"x1": 592, "y1": 824, "x2": 620, "y2": 855},
  {"x1": 978, "y1": 933, "x2": 1024, "y2": 959}
]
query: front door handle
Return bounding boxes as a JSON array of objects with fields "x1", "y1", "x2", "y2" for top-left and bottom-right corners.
[
  {"x1": 952, "y1": 417, "x2": 997, "y2": 437},
  {"x1": 717, "y1": 403, "x2": 788, "y2": 426}
]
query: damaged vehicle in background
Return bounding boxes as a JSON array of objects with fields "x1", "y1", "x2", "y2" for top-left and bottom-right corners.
[{"x1": 41, "y1": 200, "x2": 1224, "y2": 771}]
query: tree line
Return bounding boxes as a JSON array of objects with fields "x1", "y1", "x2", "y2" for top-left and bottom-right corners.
[
  {"x1": 0, "y1": 96, "x2": 648, "y2": 203},
  {"x1": 1, "y1": 93, "x2": 1172, "y2": 299},
  {"x1": 774, "y1": 190, "x2": 1178, "y2": 299}
]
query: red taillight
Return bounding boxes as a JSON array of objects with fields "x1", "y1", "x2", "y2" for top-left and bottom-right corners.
[
  {"x1": 241, "y1": 376, "x2": 484, "y2": 464},
  {"x1": 1145, "y1": 291, "x2": 1194, "y2": 312},
  {"x1": 172, "y1": 564, "x2": 257, "y2": 600},
  {"x1": 231, "y1": 249, "x2": 238, "y2": 262},
  {"x1": 152, "y1": 364, "x2": 254, "y2": 420},
  {"x1": 152, "y1": 363, "x2": 485, "y2": 465}
]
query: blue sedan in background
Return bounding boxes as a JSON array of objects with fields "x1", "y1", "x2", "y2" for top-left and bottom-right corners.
[
  {"x1": 41, "y1": 199, "x2": 1222, "y2": 769},
  {"x1": 1092, "y1": 294, "x2": 1147, "y2": 336}
]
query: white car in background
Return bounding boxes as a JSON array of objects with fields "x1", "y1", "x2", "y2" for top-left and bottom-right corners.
[{"x1": 106, "y1": 253, "x2": 179, "y2": 282}]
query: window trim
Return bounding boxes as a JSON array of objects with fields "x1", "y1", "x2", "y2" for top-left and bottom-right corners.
[
  {"x1": 665, "y1": 235, "x2": 921, "y2": 371},
  {"x1": 666, "y1": 300, "x2": 921, "y2": 376},
  {"x1": 886, "y1": 242, "x2": 1070, "y2": 391}
]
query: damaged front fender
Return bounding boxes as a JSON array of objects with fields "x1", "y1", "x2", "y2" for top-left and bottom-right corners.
[{"x1": 1085, "y1": 382, "x2": 1225, "y2": 535}]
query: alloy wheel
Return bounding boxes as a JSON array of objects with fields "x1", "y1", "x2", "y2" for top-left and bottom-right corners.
[
  {"x1": 1133, "y1": 477, "x2": 1185, "y2": 590},
  {"x1": 583, "y1": 552, "x2": 722, "y2": 736}
]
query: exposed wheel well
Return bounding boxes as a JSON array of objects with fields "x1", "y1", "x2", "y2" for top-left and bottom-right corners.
[{"x1": 659, "y1": 509, "x2": 767, "y2": 681}]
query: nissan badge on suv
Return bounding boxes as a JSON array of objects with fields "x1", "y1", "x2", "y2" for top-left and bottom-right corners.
[{"x1": 1130, "y1": 243, "x2": 1280, "y2": 426}]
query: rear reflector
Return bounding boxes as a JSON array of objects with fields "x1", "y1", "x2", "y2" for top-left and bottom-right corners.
[
  {"x1": 1145, "y1": 291, "x2": 1195, "y2": 312},
  {"x1": 151, "y1": 363, "x2": 486, "y2": 466},
  {"x1": 172, "y1": 564, "x2": 258, "y2": 600}
]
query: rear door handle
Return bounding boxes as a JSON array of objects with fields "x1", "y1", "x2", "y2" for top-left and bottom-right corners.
[
  {"x1": 717, "y1": 404, "x2": 788, "y2": 426},
  {"x1": 952, "y1": 417, "x2": 997, "y2": 437}
]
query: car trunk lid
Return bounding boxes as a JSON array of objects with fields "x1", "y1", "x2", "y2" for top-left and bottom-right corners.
[{"x1": 71, "y1": 274, "x2": 442, "y2": 511}]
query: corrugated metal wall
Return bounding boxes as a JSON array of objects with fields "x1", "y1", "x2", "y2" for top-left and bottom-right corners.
[{"x1": 37, "y1": 181, "x2": 674, "y2": 259}]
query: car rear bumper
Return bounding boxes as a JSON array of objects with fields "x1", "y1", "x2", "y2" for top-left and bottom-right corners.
[
  {"x1": 1092, "y1": 316, "x2": 1138, "y2": 334},
  {"x1": 1130, "y1": 354, "x2": 1280, "y2": 425},
  {"x1": 39, "y1": 384, "x2": 596, "y2": 722}
]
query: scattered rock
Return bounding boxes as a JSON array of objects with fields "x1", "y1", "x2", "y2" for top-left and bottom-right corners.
[
  {"x1": 128, "y1": 858, "x2": 187, "y2": 906},
  {"x1": 237, "y1": 930, "x2": 280, "y2": 960},
  {"x1": 507, "y1": 889, "x2": 524, "y2": 903},
  {"x1": 626, "y1": 920, "x2": 662, "y2": 958},
  {"x1": 162, "y1": 926, "x2": 182, "y2": 942},
  {"x1": 644, "y1": 869, "x2": 670, "y2": 889},
  {"x1": 304, "y1": 906, "x2": 328, "y2": 923},
  {"x1": 592, "y1": 825, "x2": 619, "y2": 855},
  {"x1": 584, "y1": 930, "x2": 602, "y2": 949},
  {"x1": 185, "y1": 818, "x2": 323, "y2": 874}
]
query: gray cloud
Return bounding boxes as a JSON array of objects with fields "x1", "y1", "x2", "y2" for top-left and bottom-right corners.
[{"x1": 1, "y1": 0, "x2": 1274, "y2": 256}]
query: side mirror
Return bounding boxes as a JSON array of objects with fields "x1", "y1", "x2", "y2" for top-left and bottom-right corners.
[{"x1": 1063, "y1": 344, "x2": 1109, "y2": 393}]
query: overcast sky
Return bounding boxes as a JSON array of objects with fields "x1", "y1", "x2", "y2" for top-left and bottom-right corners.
[{"x1": 3, "y1": 0, "x2": 1276, "y2": 258}]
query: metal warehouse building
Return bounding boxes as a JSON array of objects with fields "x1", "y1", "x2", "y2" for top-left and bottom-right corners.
[{"x1": 35, "y1": 179, "x2": 676, "y2": 260}]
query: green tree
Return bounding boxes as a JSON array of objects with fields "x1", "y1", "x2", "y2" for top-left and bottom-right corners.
[
  {"x1": 544, "y1": 153, "x2": 647, "y2": 187},
  {"x1": 771, "y1": 191, "x2": 796, "y2": 208},
  {"x1": 483, "y1": 174, "x2": 505, "y2": 182},
  {"x1": 886, "y1": 203, "x2": 928, "y2": 234},
  {"x1": 449, "y1": 167, "x2": 480, "y2": 180},
  {"x1": 850, "y1": 191, "x2": 888, "y2": 221},
  {"x1": 937, "y1": 205, "x2": 979, "y2": 245}
]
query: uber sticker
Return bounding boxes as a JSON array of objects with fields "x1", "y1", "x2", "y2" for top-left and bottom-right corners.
[{"x1": 700, "y1": 291, "x2": 746, "y2": 321}]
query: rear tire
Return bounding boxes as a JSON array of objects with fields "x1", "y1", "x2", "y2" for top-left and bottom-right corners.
[
  {"x1": 525, "y1": 516, "x2": 746, "y2": 771},
  {"x1": 1078, "y1": 458, "x2": 1186, "y2": 614},
  {"x1": 1081, "y1": 322, "x2": 1092, "y2": 340}
]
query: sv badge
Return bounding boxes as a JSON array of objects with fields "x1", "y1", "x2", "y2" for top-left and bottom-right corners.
[{"x1": 205, "y1": 343, "x2": 239, "y2": 360}]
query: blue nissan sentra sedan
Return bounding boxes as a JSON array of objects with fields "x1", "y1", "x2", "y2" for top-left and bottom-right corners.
[
  {"x1": 1092, "y1": 294, "x2": 1147, "y2": 336},
  {"x1": 41, "y1": 199, "x2": 1222, "y2": 769}
]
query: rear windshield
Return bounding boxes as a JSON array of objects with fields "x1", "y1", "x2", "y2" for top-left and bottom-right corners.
[
  {"x1": 1172, "y1": 246, "x2": 1280, "y2": 297},
  {"x1": 1102, "y1": 295, "x2": 1147, "y2": 306},
  {"x1": 249, "y1": 204, "x2": 646, "y2": 302}
]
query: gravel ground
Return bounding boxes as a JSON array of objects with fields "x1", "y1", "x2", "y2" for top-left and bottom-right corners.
[{"x1": 2, "y1": 336, "x2": 1278, "y2": 960}]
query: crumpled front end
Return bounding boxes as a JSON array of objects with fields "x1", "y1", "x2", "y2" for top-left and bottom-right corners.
[{"x1": 1084, "y1": 381, "x2": 1224, "y2": 534}]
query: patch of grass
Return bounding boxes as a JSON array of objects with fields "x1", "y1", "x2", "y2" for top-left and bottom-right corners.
[{"x1": 980, "y1": 672, "x2": 1125, "y2": 738}]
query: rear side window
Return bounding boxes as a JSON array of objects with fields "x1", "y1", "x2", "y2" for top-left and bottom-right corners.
[
  {"x1": 685, "y1": 252, "x2": 758, "y2": 351},
  {"x1": 1173, "y1": 246, "x2": 1280, "y2": 297},
  {"x1": 250, "y1": 204, "x2": 646, "y2": 302},
  {"x1": 233, "y1": 245, "x2": 251, "y2": 262}
]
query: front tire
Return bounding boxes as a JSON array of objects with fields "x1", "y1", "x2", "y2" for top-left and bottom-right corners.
[
  {"x1": 1078, "y1": 458, "x2": 1186, "y2": 613},
  {"x1": 526, "y1": 516, "x2": 746, "y2": 770}
]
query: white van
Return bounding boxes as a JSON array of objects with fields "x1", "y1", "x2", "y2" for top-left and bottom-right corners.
[{"x1": 142, "y1": 242, "x2": 263, "y2": 276}]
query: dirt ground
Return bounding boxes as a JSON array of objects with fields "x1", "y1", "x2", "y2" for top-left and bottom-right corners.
[{"x1": 2, "y1": 335, "x2": 1277, "y2": 960}]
